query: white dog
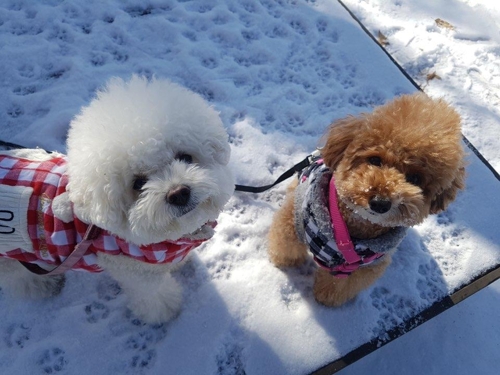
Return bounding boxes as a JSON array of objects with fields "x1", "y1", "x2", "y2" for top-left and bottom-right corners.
[{"x1": 0, "y1": 76, "x2": 234, "y2": 323}]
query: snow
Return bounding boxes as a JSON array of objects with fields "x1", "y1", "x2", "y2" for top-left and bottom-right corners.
[{"x1": 0, "y1": 0, "x2": 499, "y2": 374}]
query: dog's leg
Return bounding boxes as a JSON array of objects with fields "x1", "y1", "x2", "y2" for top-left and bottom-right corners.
[
  {"x1": 97, "y1": 253, "x2": 183, "y2": 324},
  {"x1": 268, "y1": 180, "x2": 308, "y2": 267},
  {"x1": 313, "y1": 255, "x2": 391, "y2": 306},
  {"x1": 0, "y1": 258, "x2": 65, "y2": 298}
]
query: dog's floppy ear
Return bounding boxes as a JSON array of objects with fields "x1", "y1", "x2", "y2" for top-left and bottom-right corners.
[
  {"x1": 321, "y1": 115, "x2": 363, "y2": 170},
  {"x1": 68, "y1": 171, "x2": 129, "y2": 231},
  {"x1": 208, "y1": 138, "x2": 231, "y2": 165},
  {"x1": 430, "y1": 164, "x2": 466, "y2": 214}
]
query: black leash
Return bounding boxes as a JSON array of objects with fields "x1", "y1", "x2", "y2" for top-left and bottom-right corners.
[
  {"x1": 0, "y1": 140, "x2": 27, "y2": 150},
  {"x1": 234, "y1": 150, "x2": 321, "y2": 193}
]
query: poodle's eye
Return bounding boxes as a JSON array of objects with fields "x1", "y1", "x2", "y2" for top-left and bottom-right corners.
[
  {"x1": 368, "y1": 156, "x2": 382, "y2": 166},
  {"x1": 406, "y1": 173, "x2": 422, "y2": 186},
  {"x1": 175, "y1": 153, "x2": 193, "y2": 164},
  {"x1": 133, "y1": 176, "x2": 148, "y2": 191}
]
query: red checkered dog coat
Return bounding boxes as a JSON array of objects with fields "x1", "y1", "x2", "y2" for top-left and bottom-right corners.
[{"x1": 0, "y1": 154, "x2": 210, "y2": 272}]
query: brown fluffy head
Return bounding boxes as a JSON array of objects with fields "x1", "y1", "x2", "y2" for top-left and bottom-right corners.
[{"x1": 321, "y1": 92, "x2": 466, "y2": 229}]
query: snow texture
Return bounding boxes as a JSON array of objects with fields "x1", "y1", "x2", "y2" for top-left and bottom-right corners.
[{"x1": 1, "y1": 0, "x2": 499, "y2": 374}]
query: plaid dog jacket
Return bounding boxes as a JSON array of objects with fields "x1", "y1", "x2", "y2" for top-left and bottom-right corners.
[
  {"x1": 293, "y1": 159, "x2": 407, "y2": 277},
  {"x1": 0, "y1": 153, "x2": 210, "y2": 272}
]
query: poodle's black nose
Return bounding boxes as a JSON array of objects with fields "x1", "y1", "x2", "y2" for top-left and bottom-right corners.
[
  {"x1": 369, "y1": 197, "x2": 392, "y2": 214},
  {"x1": 167, "y1": 185, "x2": 191, "y2": 206}
]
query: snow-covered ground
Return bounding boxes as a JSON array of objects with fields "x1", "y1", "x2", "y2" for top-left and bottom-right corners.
[{"x1": 1, "y1": 0, "x2": 499, "y2": 374}]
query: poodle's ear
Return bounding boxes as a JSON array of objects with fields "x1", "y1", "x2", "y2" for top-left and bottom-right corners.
[
  {"x1": 321, "y1": 115, "x2": 363, "y2": 170},
  {"x1": 68, "y1": 168, "x2": 130, "y2": 231},
  {"x1": 430, "y1": 165, "x2": 466, "y2": 214},
  {"x1": 208, "y1": 138, "x2": 231, "y2": 166}
]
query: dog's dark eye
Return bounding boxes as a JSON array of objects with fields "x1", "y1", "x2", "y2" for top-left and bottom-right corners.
[
  {"x1": 368, "y1": 156, "x2": 382, "y2": 166},
  {"x1": 175, "y1": 153, "x2": 193, "y2": 164},
  {"x1": 133, "y1": 176, "x2": 148, "y2": 191},
  {"x1": 406, "y1": 173, "x2": 422, "y2": 186}
]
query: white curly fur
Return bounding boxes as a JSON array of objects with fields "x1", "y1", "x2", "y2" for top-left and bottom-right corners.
[
  {"x1": 1, "y1": 76, "x2": 234, "y2": 323},
  {"x1": 67, "y1": 75, "x2": 234, "y2": 245}
]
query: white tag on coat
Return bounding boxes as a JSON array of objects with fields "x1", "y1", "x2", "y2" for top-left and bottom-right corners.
[{"x1": 0, "y1": 184, "x2": 34, "y2": 254}]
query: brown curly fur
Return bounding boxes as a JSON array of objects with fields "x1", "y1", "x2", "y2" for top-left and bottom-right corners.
[{"x1": 268, "y1": 93, "x2": 466, "y2": 306}]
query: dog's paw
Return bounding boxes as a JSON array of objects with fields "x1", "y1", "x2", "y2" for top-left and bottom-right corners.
[
  {"x1": 313, "y1": 268, "x2": 361, "y2": 307},
  {"x1": 127, "y1": 279, "x2": 183, "y2": 324},
  {"x1": 129, "y1": 301, "x2": 181, "y2": 324},
  {"x1": 268, "y1": 248, "x2": 307, "y2": 268},
  {"x1": 52, "y1": 192, "x2": 74, "y2": 223}
]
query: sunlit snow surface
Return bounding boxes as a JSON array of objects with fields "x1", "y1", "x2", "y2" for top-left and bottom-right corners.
[{"x1": 1, "y1": 1, "x2": 499, "y2": 374}]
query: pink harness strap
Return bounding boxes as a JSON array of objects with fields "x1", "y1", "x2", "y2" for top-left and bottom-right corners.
[
  {"x1": 20, "y1": 225, "x2": 101, "y2": 275},
  {"x1": 322, "y1": 176, "x2": 383, "y2": 277},
  {"x1": 327, "y1": 176, "x2": 360, "y2": 277},
  {"x1": 328, "y1": 176, "x2": 358, "y2": 262},
  {"x1": 300, "y1": 159, "x2": 385, "y2": 278}
]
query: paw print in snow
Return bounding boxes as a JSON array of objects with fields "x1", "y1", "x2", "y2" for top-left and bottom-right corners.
[
  {"x1": 206, "y1": 254, "x2": 234, "y2": 280},
  {"x1": 289, "y1": 18, "x2": 307, "y2": 35},
  {"x1": 13, "y1": 85, "x2": 37, "y2": 96},
  {"x1": 286, "y1": 113, "x2": 304, "y2": 128},
  {"x1": 37, "y1": 348, "x2": 67, "y2": 374},
  {"x1": 85, "y1": 301, "x2": 110, "y2": 323},
  {"x1": 316, "y1": 18, "x2": 339, "y2": 42},
  {"x1": 17, "y1": 64, "x2": 36, "y2": 78},
  {"x1": 436, "y1": 211, "x2": 453, "y2": 226},
  {"x1": 241, "y1": 29, "x2": 260, "y2": 42},
  {"x1": 370, "y1": 287, "x2": 418, "y2": 339},
  {"x1": 6, "y1": 104, "x2": 24, "y2": 118},
  {"x1": 316, "y1": 18, "x2": 328, "y2": 33},
  {"x1": 97, "y1": 279, "x2": 122, "y2": 301},
  {"x1": 215, "y1": 330, "x2": 246, "y2": 375},
  {"x1": 5, "y1": 323, "x2": 31, "y2": 348},
  {"x1": 125, "y1": 325, "x2": 168, "y2": 369},
  {"x1": 416, "y1": 264, "x2": 446, "y2": 302},
  {"x1": 319, "y1": 94, "x2": 342, "y2": 113},
  {"x1": 131, "y1": 350, "x2": 156, "y2": 369},
  {"x1": 201, "y1": 56, "x2": 218, "y2": 69},
  {"x1": 348, "y1": 91, "x2": 385, "y2": 108},
  {"x1": 280, "y1": 283, "x2": 301, "y2": 310}
]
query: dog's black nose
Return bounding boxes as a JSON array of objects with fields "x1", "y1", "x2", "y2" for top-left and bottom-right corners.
[
  {"x1": 369, "y1": 197, "x2": 392, "y2": 214},
  {"x1": 167, "y1": 185, "x2": 191, "y2": 206}
]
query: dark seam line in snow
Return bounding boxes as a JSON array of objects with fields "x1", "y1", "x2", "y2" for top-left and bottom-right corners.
[
  {"x1": 335, "y1": 0, "x2": 500, "y2": 183},
  {"x1": 310, "y1": 262, "x2": 500, "y2": 375},
  {"x1": 335, "y1": 0, "x2": 422, "y2": 90},
  {"x1": 462, "y1": 137, "x2": 500, "y2": 181}
]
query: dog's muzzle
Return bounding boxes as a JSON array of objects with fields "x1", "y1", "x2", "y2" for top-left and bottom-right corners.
[
  {"x1": 167, "y1": 185, "x2": 198, "y2": 217},
  {"x1": 369, "y1": 196, "x2": 392, "y2": 214},
  {"x1": 167, "y1": 185, "x2": 191, "y2": 206}
]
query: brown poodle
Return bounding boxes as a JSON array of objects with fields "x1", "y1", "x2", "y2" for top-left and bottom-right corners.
[{"x1": 268, "y1": 93, "x2": 466, "y2": 307}]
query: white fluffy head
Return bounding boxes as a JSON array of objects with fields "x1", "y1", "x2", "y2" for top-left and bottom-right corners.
[{"x1": 66, "y1": 75, "x2": 234, "y2": 245}]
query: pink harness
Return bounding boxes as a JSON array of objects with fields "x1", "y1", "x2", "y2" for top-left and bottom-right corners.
[
  {"x1": 297, "y1": 158, "x2": 385, "y2": 278},
  {"x1": 323, "y1": 176, "x2": 383, "y2": 277}
]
